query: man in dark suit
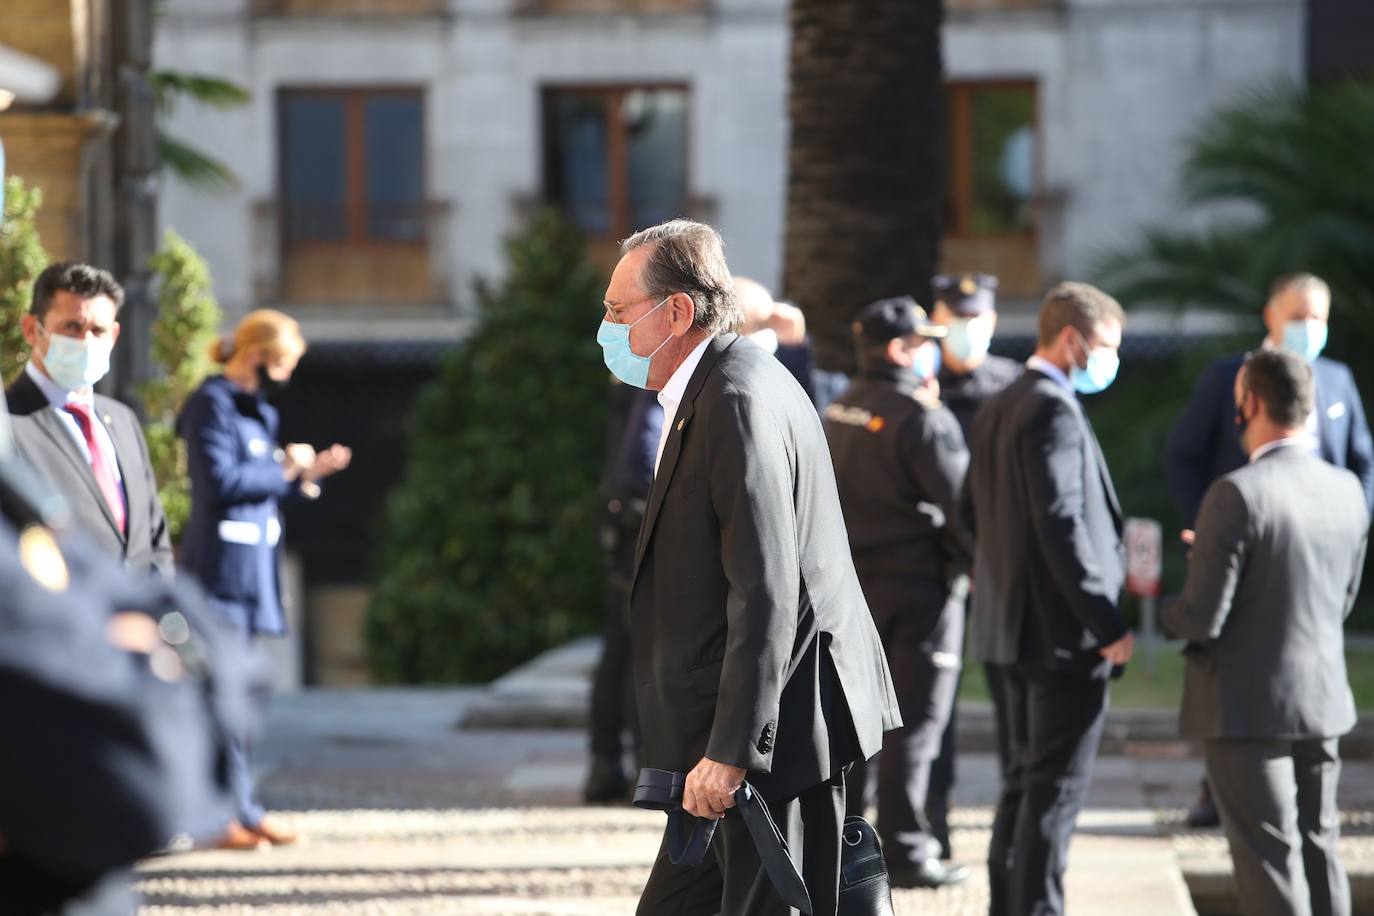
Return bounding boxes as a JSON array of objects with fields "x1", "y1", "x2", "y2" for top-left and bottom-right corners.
[
  {"x1": 598, "y1": 219, "x2": 901, "y2": 916},
  {"x1": 7, "y1": 262, "x2": 173, "y2": 577},
  {"x1": 1163, "y1": 272, "x2": 1373, "y2": 827},
  {"x1": 963, "y1": 282, "x2": 1134, "y2": 916},
  {"x1": 1162, "y1": 348, "x2": 1367, "y2": 916}
]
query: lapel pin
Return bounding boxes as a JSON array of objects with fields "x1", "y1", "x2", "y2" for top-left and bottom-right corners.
[{"x1": 677, "y1": 418, "x2": 686, "y2": 432}]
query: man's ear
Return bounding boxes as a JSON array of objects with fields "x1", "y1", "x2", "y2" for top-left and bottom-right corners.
[
  {"x1": 668, "y1": 292, "x2": 696, "y2": 335},
  {"x1": 885, "y1": 338, "x2": 910, "y2": 366},
  {"x1": 20, "y1": 314, "x2": 38, "y2": 349},
  {"x1": 111, "y1": 322, "x2": 121, "y2": 347}
]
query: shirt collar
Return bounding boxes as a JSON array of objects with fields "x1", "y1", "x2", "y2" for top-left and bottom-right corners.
[
  {"x1": 1026, "y1": 355, "x2": 1073, "y2": 393},
  {"x1": 657, "y1": 335, "x2": 713, "y2": 409},
  {"x1": 1249, "y1": 436, "x2": 1312, "y2": 464},
  {"x1": 25, "y1": 360, "x2": 92, "y2": 409}
]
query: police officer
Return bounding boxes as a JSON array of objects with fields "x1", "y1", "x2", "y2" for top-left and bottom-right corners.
[
  {"x1": 0, "y1": 366, "x2": 260, "y2": 915},
  {"x1": 823, "y1": 296, "x2": 972, "y2": 889},
  {"x1": 925, "y1": 272, "x2": 1022, "y2": 860}
]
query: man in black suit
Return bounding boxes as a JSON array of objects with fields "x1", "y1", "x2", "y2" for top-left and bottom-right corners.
[
  {"x1": 6, "y1": 262, "x2": 172, "y2": 577},
  {"x1": 1162, "y1": 349, "x2": 1367, "y2": 916},
  {"x1": 963, "y1": 282, "x2": 1135, "y2": 916},
  {"x1": 599, "y1": 219, "x2": 900, "y2": 916}
]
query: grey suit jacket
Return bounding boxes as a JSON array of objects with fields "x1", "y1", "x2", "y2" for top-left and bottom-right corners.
[
  {"x1": 1161, "y1": 443, "x2": 1368, "y2": 740},
  {"x1": 6, "y1": 372, "x2": 173, "y2": 577},
  {"x1": 631, "y1": 333, "x2": 901, "y2": 802},
  {"x1": 962, "y1": 369, "x2": 1127, "y2": 680}
]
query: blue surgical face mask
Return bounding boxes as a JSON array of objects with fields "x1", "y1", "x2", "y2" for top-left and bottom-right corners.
[
  {"x1": 597, "y1": 296, "x2": 673, "y2": 389},
  {"x1": 1281, "y1": 319, "x2": 1327, "y2": 362},
  {"x1": 1070, "y1": 331, "x2": 1120, "y2": 395},
  {"x1": 944, "y1": 318, "x2": 992, "y2": 365},
  {"x1": 38, "y1": 326, "x2": 113, "y2": 391},
  {"x1": 911, "y1": 339, "x2": 942, "y2": 381}
]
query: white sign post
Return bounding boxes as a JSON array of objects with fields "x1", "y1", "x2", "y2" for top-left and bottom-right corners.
[{"x1": 1123, "y1": 517, "x2": 1163, "y2": 677}]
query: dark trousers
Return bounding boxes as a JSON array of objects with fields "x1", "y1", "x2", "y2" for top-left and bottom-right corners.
[
  {"x1": 637, "y1": 772, "x2": 846, "y2": 916},
  {"x1": 589, "y1": 582, "x2": 639, "y2": 761},
  {"x1": 987, "y1": 665, "x2": 1108, "y2": 916},
  {"x1": 1205, "y1": 737, "x2": 1349, "y2": 916},
  {"x1": 846, "y1": 576, "x2": 963, "y2": 868}
]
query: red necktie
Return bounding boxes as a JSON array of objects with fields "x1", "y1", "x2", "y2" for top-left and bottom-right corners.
[{"x1": 64, "y1": 402, "x2": 127, "y2": 534}]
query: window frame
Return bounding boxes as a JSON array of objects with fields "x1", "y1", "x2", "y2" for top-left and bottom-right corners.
[
  {"x1": 944, "y1": 78, "x2": 1040, "y2": 241},
  {"x1": 277, "y1": 85, "x2": 428, "y2": 252},
  {"x1": 540, "y1": 83, "x2": 692, "y2": 245}
]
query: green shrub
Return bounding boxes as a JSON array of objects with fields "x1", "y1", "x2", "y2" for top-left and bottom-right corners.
[
  {"x1": 366, "y1": 211, "x2": 608, "y2": 683},
  {"x1": 144, "y1": 229, "x2": 224, "y2": 538},
  {"x1": 0, "y1": 177, "x2": 48, "y2": 384}
]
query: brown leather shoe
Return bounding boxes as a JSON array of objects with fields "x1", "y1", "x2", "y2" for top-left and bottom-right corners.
[
  {"x1": 214, "y1": 820, "x2": 268, "y2": 851},
  {"x1": 247, "y1": 816, "x2": 300, "y2": 846}
]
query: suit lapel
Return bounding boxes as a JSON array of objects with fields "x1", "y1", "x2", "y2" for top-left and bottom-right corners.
[
  {"x1": 631, "y1": 333, "x2": 737, "y2": 582},
  {"x1": 1059, "y1": 384, "x2": 1124, "y2": 527},
  {"x1": 27, "y1": 404, "x2": 123, "y2": 537}
]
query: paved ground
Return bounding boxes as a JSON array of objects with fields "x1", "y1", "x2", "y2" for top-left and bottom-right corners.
[{"x1": 133, "y1": 688, "x2": 1205, "y2": 915}]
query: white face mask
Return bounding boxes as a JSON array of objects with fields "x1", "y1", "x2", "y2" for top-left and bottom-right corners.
[{"x1": 38, "y1": 327, "x2": 113, "y2": 391}]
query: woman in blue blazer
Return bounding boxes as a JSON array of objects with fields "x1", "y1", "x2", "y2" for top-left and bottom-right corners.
[{"x1": 178, "y1": 309, "x2": 350, "y2": 849}]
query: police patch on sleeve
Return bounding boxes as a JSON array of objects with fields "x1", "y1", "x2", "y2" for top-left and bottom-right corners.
[{"x1": 18, "y1": 525, "x2": 69, "y2": 593}]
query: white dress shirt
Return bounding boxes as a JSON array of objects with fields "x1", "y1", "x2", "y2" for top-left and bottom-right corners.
[
  {"x1": 654, "y1": 336, "x2": 713, "y2": 476},
  {"x1": 25, "y1": 361, "x2": 123, "y2": 482}
]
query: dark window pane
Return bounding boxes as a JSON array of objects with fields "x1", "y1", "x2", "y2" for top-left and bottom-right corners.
[
  {"x1": 365, "y1": 94, "x2": 425, "y2": 241},
  {"x1": 545, "y1": 92, "x2": 611, "y2": 237},
  {"x1": 282, "y1": 94, "x2": 347, "y2": 242},
  {"x1": 625, "y1": 89, "x2": 687, "y2": 231},
  {"x1": 969, "y1": 87, "x2": 1035, "y2": 235}
]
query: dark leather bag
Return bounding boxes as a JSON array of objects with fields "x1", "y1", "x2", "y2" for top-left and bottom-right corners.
[{"x1": 838, "y1": 816, "x2": 895, "y2": 916}]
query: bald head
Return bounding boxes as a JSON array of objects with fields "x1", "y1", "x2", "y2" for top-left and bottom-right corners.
[{"x1": 734, "y1": 277, "x2": 775, "y2": 334}]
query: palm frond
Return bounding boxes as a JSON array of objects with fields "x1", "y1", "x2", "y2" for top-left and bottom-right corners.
[
  {"x1": 157, "y1": 133, "x2": 239, "y2": 189},
  {"x1": 150, "y1": 71, "x2": 250, "y2": 116}
]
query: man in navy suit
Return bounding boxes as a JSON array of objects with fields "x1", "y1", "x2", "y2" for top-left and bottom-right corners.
[
  {"x1": 1166, "y1": 273, "x2": 1374, "y2": 528},
  {"x1": 1164, "y1": 272, "x2": 1374, "y2": 827}
]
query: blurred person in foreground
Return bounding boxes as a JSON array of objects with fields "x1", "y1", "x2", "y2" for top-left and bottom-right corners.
[
  {"x1": 823, "y1": 296, "x2": 972, "y2": 889},
  {"x1": 1164, "y1": 272, "x2": 1374, "y2": 827},
  {"x1": 0, "y1": 366, "x2": 262, "y2": 916},
  {"x1": 962, "y1": 282, "x2": 1133, "y2": 916},
  {"x1": 733, "y1": 277, "x2": 819, "y2": 405},
  {"x1": 925, "y1": 271, "x2": 1022, "y2": 860},
  {"x1": 177, "y1": 310, "x2": 351, "y2": 850},
  {"x1": 7, "y1": 263, "x2": 173, "y2": 576},
  {"x1": 1161, "y1": 348, "x2": 1367, "y2": 916},
  {"x1": 600, "y1": 219, "x2": 899, "y2": 915}
]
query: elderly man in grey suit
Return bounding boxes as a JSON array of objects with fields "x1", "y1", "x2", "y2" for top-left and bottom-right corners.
[
  {"x1": 599, "y1": 219, "x2": 901, "y2": 916},
  {"x1": 1162, "y1": 347, "x2": 1369, "y2": 916}
]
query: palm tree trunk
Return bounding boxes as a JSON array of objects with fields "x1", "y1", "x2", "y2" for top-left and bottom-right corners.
[{"x1": 783, "y1": 0, "x2": 945, "y2": 373}]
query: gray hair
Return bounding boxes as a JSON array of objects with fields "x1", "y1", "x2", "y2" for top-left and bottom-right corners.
[{"x1": 621, "y1": 219, "x2": 742, "y2": 335}]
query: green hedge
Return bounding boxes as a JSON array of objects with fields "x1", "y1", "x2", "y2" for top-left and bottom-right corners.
[{"x1": 365, "y1": 212, "x2": 608, "y2": 683}]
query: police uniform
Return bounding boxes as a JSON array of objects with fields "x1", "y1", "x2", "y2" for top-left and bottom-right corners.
[
  {"x1": 926, "y1": 273, "x2": 1022, "y2": 860},
  {"x1": 0, "y1": 403, "x2": 258, "y2": 916},
  {"x1": 823, "y1": 297, "x2": 972, "y2": 887}
]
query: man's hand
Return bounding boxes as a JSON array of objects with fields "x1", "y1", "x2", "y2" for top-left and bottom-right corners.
[
  {"x1": 767, "y1": 302, "x2": 807, "y2": 346},
  {"x1": 1180, "y1": 529, "x2": 1196, "y2": 546},
  {"x1": 303, "y1": 444, "x2": 352, "y2": 483},
  {"x1": 282, "y1": 443, "x2": 317, "y2": 481},
  {"x1": 683, "y1": 757, "x2": 747, "y2": 820},
  {"x1": 1100, "y1": 631, "x2": 1135, "y2": 666}
]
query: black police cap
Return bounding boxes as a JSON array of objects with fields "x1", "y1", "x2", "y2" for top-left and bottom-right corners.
[
  {"x1": 851, "y1": 296, "x2": 946, "y2": 344},
  {"x1": 932, "y1": 273, "x2": 999, "y2": 316}
]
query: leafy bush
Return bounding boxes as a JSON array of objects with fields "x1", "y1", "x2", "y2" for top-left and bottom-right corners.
[
  {"x1": 144, "y1": 229, "x2": 224, "y2": 537},
  {"x1": 366, "y1": 212, "x2": 608, "y2": 683},
  {"x1": 0, "y1": 177, "x2": 48, "y2": 383}
]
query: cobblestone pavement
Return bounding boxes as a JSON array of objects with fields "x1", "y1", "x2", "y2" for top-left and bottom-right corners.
[{"x1": 129, "y1": 689, "x2": 1370, "y2": 915}]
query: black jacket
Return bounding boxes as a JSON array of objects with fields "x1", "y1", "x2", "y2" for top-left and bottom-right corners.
[
  {"x1": 962, "y1": 367, "x2": 1127, "y2": 680},
  {"x1": 6, "y1": 371, "x2": 172, "y2": 577},
  {"x1": 823, "y1": 365, "x2": 971, "y2": 581},
  {"x1": 631, "y1": 333, "x2": 901, "y2": 801}
]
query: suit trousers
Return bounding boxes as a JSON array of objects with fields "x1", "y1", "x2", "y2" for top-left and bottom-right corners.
[
  {"x1": 845, "y1": 576, "x2": 963, "y2": 867},
  {"x1": 636, "y1": 772, "x2": 846, "y2": 916},
  {"x1": 987, "y1": 665, "x2": 1108, "y2": 916},
  {"x1": 1204, "y1": 737, "x2": 1349, "y2": 916}
]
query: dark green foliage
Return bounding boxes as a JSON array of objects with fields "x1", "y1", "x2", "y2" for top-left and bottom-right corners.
[
  {"x1": 1094, "y1": 79, "x2": 1374, "y2": 627},
  {"x1": 0, "y1": 177, "x2": 48, "y2": 384},
  {"x1": 150, "y1": 70, "x2": 250, "y2": 189},
  {"x1": 366, "y1": 212, "x2": 608, "y2": 683}
]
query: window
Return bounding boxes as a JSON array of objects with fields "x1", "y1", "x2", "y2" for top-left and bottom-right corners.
[
  {"x1": 941, "y1": 81, "x2": 1040, "y2": 298},
  {"x1": 543, "y1": 87, "x2": 688, "y2": 255},
  {"x1": 278, "y1": 88, "x2": 431, "y2": 303}
]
